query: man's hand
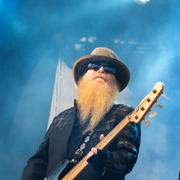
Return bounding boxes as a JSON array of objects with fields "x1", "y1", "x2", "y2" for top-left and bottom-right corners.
[
  {"x1": 86, "y1": 134, "x2": 104, "y2": 160},
  {"x1": 86, "y1": 133, "x2": 111, "y2": 172}
]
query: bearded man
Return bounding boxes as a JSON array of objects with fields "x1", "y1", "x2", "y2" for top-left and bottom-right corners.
[{"x1": 21, "y1": 47, "x2": 141, "y2": 180}]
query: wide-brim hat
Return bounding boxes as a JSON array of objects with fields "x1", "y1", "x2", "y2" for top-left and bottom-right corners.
[{"x1": 73, "y1": 47, "x2": 130, "y2": 92}]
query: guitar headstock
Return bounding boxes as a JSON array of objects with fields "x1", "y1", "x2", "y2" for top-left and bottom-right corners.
[{"x1": 128, "y1": 81, "x2": 165, "y2": 124}]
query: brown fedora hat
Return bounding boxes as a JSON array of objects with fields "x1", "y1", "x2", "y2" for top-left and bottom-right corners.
[{"x1": 73, "y1": 47, "x2": 130, "y2": 92}]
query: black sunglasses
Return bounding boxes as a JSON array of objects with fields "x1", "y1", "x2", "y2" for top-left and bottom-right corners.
[{"x1": 86, "y1": 62, "x2": 117, "y2": 75}]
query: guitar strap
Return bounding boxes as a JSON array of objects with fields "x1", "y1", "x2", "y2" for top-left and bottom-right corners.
[{"x1": 70, "y1": 129, "x2": 94, "y2": 164}]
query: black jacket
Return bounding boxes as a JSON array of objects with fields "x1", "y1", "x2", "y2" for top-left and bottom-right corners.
[{"x1": 21, "y1": 104, "x2": 141, "y2": 180}]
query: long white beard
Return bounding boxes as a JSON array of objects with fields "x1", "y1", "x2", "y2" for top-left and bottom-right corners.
[{"x1": 76, "y1": 77, "x2": 118, "y2": 130}]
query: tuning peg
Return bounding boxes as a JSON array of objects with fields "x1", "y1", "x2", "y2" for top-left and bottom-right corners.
[
  {"x1": 145, "y1": 119, "x2": 151, "y2": 127},
  {"x1": 162, "y1": 93, "x2": 170, "y2": 100},
  {"x1": 149, "y1": 111, "x2": 158, "y2": 118},
  {"x1": 156, "y1": 102, "x2": 164, "y2": 108}
]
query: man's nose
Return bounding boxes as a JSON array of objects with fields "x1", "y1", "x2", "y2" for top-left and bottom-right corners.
[{"x1": 97, "y1": 66, "x2": 105, "y2": 73}]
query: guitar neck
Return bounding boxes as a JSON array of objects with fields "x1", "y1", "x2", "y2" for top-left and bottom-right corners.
[{"x1": 62, "y1": 117, "x2": 130, "y2": 180}]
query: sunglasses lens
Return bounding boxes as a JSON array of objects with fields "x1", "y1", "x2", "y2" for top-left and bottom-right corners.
[
  {"x1": 87, "y1": 63, "x2": 100, "y2": 71},
  {"x1": 87, "y1": 62, "x2": 116, "y2": 75},
  {"x1": 103, "y1": 66, "x2": 116, "y2": 74}
]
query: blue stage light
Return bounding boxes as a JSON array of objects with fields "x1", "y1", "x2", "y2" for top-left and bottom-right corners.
[{"x1": 135, "y1": 0, "x2": 150, "y2": 5}]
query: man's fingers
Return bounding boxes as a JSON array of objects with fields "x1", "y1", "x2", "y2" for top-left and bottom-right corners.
[
  {"x1": 86, "y1": 148, "x2": 97, "y2": 159},
  {"x1": 100, "y1": 134, "x2": 104, "y2": 141},
  {"x1": 86, "y1": 135, "x2": 104, "y2": 160},
  {"x1": 91, "y1": 147, "x2": 98, "y2": 154}
]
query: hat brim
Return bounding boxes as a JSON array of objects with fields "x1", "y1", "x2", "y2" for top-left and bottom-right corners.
[{"x1": 73, "y1": 55, "x2": 130, "y2": 92}]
